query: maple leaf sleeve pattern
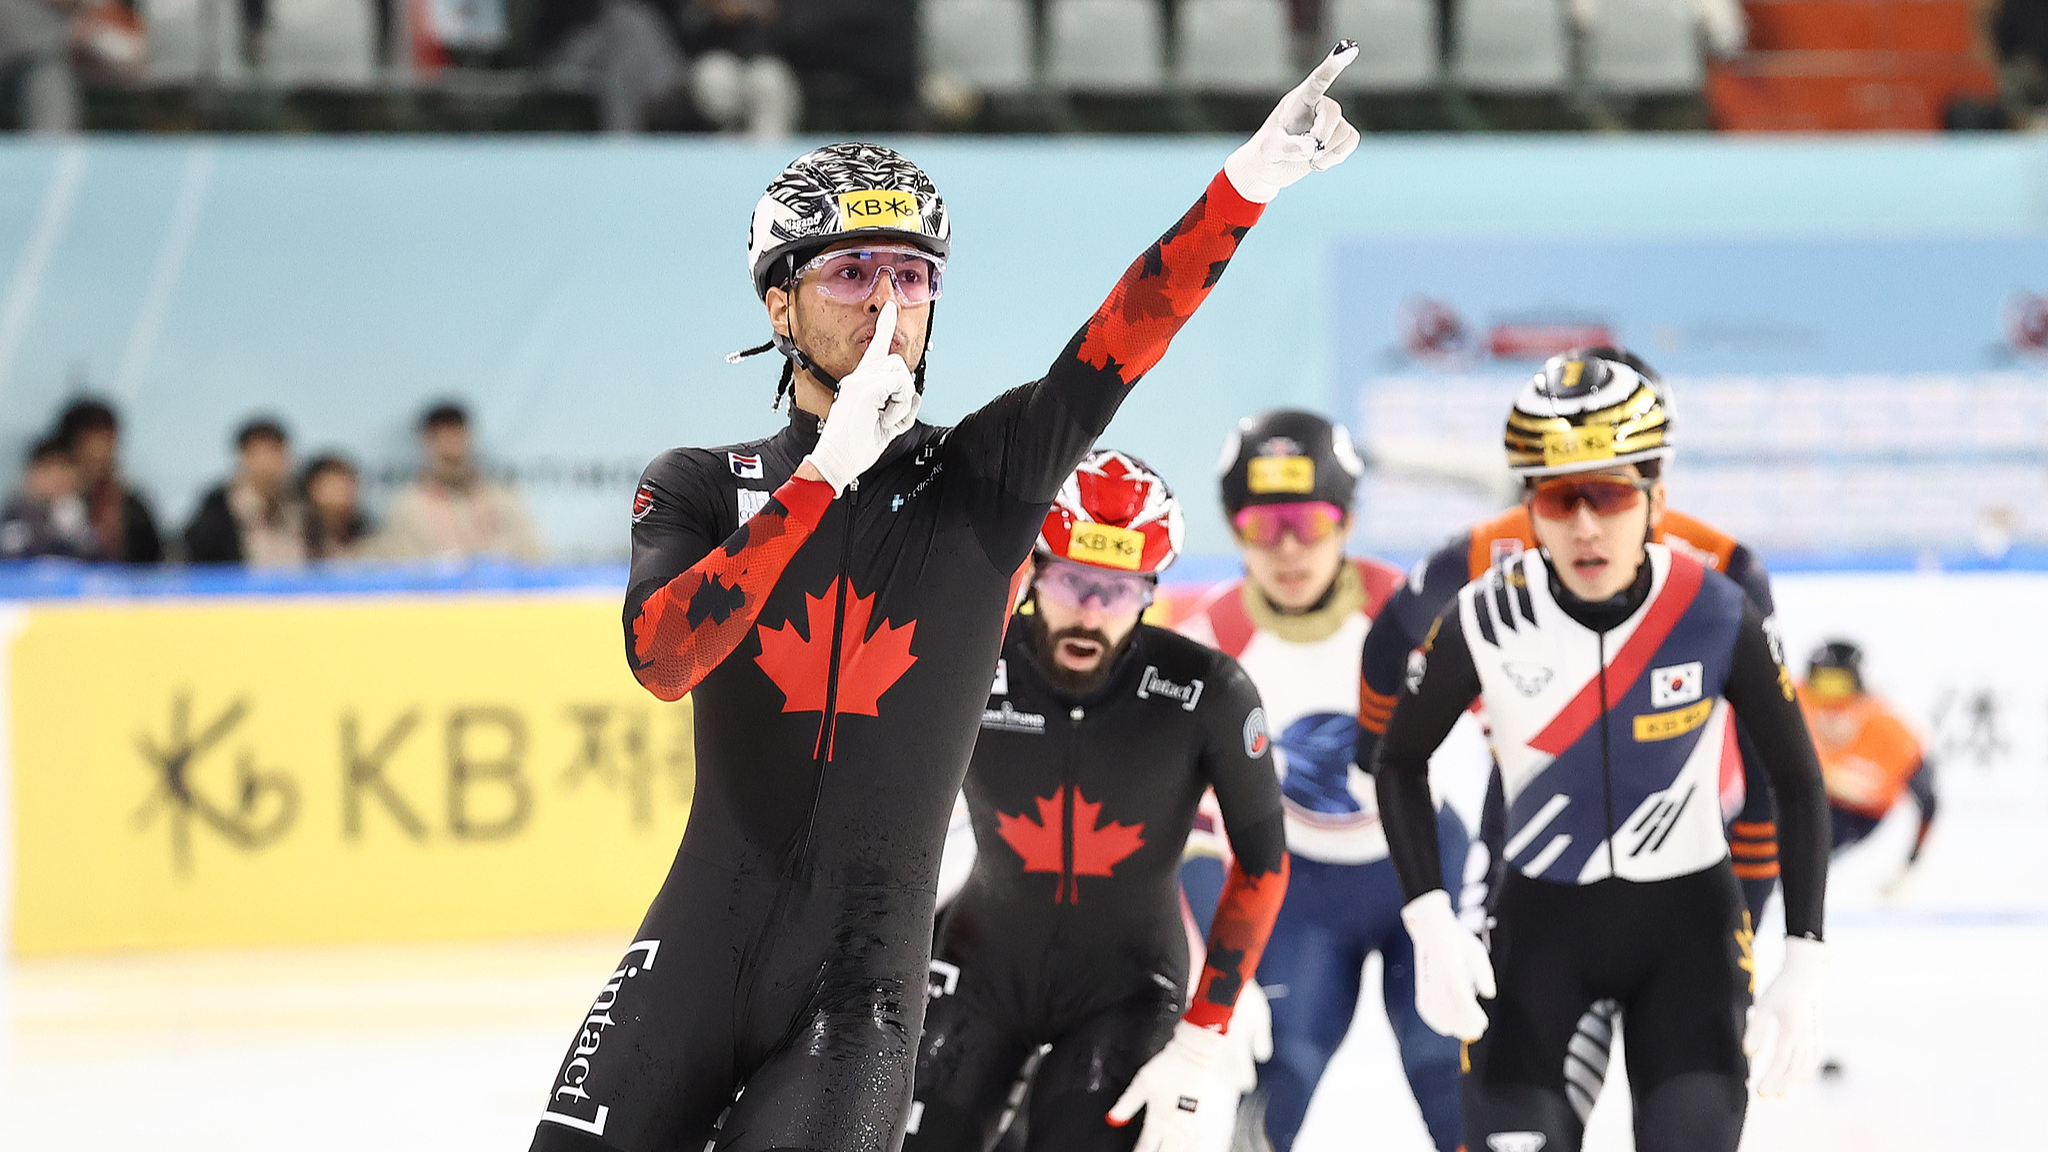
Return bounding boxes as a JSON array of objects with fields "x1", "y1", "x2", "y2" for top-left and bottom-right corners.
[
  {"x1": 624, "y1": 455, "x2": 834, "y2": 703},
  {"x1": 948, "y1": 172, "x2": 1266, "y2": 567},
  {"x1": 1187, "y1": 659, "x2": 1289, "y2": 1030}
]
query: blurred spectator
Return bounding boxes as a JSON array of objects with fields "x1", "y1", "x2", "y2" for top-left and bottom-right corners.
[
  {"x1": 0, "y1": 436, "x2": 95, "y2": 558},
  {"x1": 0, "y1": 0, "x2": 79, "y2": 131},
  {"x1": 777, "y1": 0, "x2": 916, "y2": 128},
  {"x1": 301, "y1": 453, "x2": 373, "y2": 560},
  {"x1": 679, "y1": 0, "x2": 798, "y2": 138},
  {"x1": 57, "y1": 398, "x2": 162, "y2": 564},
  {"x1": 1998, "y1": 0, "x2": 2048, "y2": 124},
  {"x1": 538, "y1": 0, "x2": 694, "y2": 131},
  {"x1": 373, "y1": 401, "x2": 544, "y2": 562},
  {"x1": 183, "y1": 417, "x2": 309, "y2": 567}
]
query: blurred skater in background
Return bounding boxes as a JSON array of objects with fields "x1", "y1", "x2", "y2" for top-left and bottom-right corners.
[
  {"x1": 1176, "y1": 410, "x2": 1469, "y2": 1152},
  {"x1": 1799, "y1": 640, "x2": 1938, "y2": 877}
]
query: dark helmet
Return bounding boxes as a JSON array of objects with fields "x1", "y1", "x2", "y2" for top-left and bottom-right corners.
[
  {"x1": 1805, "y1": 640, "x2": 1866, "y2": 702},
  {"x1": 1504, "y1": 346, "x2": 1673, "y2": 480},
  {"x1": 1217, "y1": 409, "x2": 1366, "y2": 516}
]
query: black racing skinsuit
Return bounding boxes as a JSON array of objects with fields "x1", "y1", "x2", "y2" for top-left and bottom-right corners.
[
  {"x1": 527, "y1": 172, "x2": 1267, "y2": 1152},
  {"x1": 1373, "y1": 554, "x2": 1829, "y2": 1152},
  {"x1": 907, "y1": 619, "x2": 1286, "y2": 1151}
]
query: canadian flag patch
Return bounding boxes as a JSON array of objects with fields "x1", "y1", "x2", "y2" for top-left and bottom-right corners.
[
  {"x1": 631, "y1": 483, "x2": 655, "y2": 522},
  {"x1": 729, "y1": 452, "x2": 763, "y2": 479},
  {"x1": 1650, "y1": 661, "x2": 1704, "y2": 708}
]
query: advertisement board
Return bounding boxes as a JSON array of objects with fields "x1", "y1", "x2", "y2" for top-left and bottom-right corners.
[{"x1": 8, "y1": 595, "x2": 694, "y2": 954}]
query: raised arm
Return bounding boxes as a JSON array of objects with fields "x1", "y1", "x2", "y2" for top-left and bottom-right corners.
[{"x1": 953, "y1": 47, "x2": 1364, "y2": 564}]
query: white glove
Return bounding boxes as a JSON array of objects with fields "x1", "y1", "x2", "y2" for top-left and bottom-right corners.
[
  {"x1": 1222, "y1": 41, "x2": 1363, "y2": 204},
  {"x1": 1108, "y1": 1020, "x2": 1225, "y2": 1152},
  {"x1": 1221, "y1": 982, "x2": 1273, "y2": 1093},
  {"x1": 1400, "y1": 889, "x2": 1495, "y2": 1042},
  {"x1": 1746, "y1": 936, "x2": 1825, "y2": 1097},
  {"x1": 804, "y1": 300, "x2": 921, "y2": 494}
]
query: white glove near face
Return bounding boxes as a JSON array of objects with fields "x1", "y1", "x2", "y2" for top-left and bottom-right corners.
[
  {"x1": 1400, "y1": 889, "x2": 1496, "y2": 1042},
  {"x1": 1746, "y1": 936, "x2": 1825, "y2": 1097},
  {"x1": 1107, "y1": 1019, "x2": 1224, "y2": 1152},
  {"x1": 805, "y1": 300, "x2": 921, "y2": 495},
  {"x1": 1222, "y1": 41, "x2": 1364, "y2": 204},
  {"x1": 1221, "y1": 982, "x2": 1274, "y2": 1094}
]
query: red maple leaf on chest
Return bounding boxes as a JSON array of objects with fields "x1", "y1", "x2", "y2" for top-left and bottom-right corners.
[
  {"x1": 755, "y1": 577, "x2": 918, "y2": 719},
  {"x1": 995, "y1": 785, "x2": 1146, "y2": 903}
]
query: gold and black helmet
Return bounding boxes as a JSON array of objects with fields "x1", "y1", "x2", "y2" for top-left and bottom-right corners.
[{"x1": 1504, "y1": 347, "x2": 1673, "y2": 479}]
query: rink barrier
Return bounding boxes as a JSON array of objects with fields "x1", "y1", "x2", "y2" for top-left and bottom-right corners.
[{"x1": 7, "y1": 564, "x2": 2047, "y2": 954}]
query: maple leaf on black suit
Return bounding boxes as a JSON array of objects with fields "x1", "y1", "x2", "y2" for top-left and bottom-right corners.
[{"x1": 995, "y1": 786, "x2": 1146, "y2": 903}]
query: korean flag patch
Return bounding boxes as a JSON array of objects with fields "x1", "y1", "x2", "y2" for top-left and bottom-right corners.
[{"x1": 1650, "y1": 661, "x2": 1704, "y2": 708}]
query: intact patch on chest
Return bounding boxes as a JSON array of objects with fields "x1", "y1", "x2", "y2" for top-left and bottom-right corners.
[{"x1": 1136, "y1": 665, "x2": 1203, "y2": 711}]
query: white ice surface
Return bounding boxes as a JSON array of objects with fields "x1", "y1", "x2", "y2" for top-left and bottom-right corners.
[{"x1": 5, "y1": 611, "x2": 2045, "y2": 1149}]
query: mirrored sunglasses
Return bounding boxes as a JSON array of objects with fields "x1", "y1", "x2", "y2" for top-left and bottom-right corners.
[
  {"x1": 1232, "y1": 501, "x2": 1346, "y2": 548},
  {"x1": 1035, "y1": 559, "x2": 1156, "y2": 615},
  {"x1": 1527, "y1": 474, "x2": 1649, "y2": 521}
]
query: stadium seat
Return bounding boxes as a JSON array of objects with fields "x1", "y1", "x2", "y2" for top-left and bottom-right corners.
[
  {"x1": 1175, "y1": 0, "x2": 1290, "y2": 93},
  {"x1": 263, "y1": 0, "x2": 377, "y2": 86},
  {"x1": 1045, "y1": 0, "x2": 1166, "y2": 92},
  {"x1": 1326, "y1": 0, "x2": 1440, "y2": 92},
  {"x1": 1584, "y1": 0, "x2": 1704, "y2": 94},
  {"x1": 1450, "y1": 0, "x2": 1568, "y2": 92},
  {"x1": 140, "y1": 0, "x2": 244, "y2": 84},
  {"x1": 922, "y1": 0, "x2": 1035, "y2": 95}
]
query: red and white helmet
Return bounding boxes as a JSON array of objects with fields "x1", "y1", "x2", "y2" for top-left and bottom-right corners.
[{"x1": 1037, "y1": 449, "x2": 1184, "y2": 575}]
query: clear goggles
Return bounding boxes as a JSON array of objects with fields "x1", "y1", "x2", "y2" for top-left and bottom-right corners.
[
  {"x1": 1035, "y1": 558, "x2": 1156, "y2": 615},
  {"x1": 1232, "y1": 501, "x2": 1346, "y2": 548},
  {"x1": 792, "y1": 244, "x2": 945, "y2": 306}
]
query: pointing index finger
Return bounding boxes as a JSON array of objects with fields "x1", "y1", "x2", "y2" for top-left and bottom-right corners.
[
  {"x1": 1299, "y1": 39, "x2": 1359, "y2": 102},
  {"x1": 858, "y1": 300, "x2": 898, "y2": 370}
]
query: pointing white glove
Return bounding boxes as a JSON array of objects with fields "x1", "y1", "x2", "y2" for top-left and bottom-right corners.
[
  {"x1": 805, "y1": 300, "x2": 921, "y2": 495},
  {"x1": 1108, "y1": 1019, "x2": 1224, "y2": 1152},
  {"x1": 1221, "y1": 982, "x2": 1274, "y2": 1093},
  {"x1": 1746, "y1": 936, "x2": 1825, "y2": 1097},
  {"x1": 1222, "y1": 41, "x2": 1364, "y2": 204},
  {"x1": 1400, "y1": 889, "x2": 1495, "y2": 1042}
]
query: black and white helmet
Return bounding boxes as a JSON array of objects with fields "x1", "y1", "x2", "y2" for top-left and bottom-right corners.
[
  {"x1": 747, "y1": 142, "x2": 950, "y2": 299},
  {"x1": 1504, "y1": 347, "x2": 1674, "y2": 480}
]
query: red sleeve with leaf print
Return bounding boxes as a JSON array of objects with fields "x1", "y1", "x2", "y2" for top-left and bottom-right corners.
[
  {"x1": 628, "y1": 474, "x2": 833, "y2": 702},
  {"x1": 1187, "y1": 850, "x2": 1289, "y2": 1030},
  {"x1": 1076, "y1": 171, "x2": 1265, "y2": 383}
]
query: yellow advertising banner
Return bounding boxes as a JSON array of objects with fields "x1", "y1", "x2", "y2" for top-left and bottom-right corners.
[{"x1": 9, "y1": 595, "x2": 695, "y2": 955}]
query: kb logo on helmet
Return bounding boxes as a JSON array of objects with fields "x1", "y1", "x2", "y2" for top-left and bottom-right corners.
[
  {"x1": 1066, "y1": 522, "x2": 1147, "y2": 571},
  {"x1": 837, "y1": 189, "x2": 920, "y2": 230}
]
